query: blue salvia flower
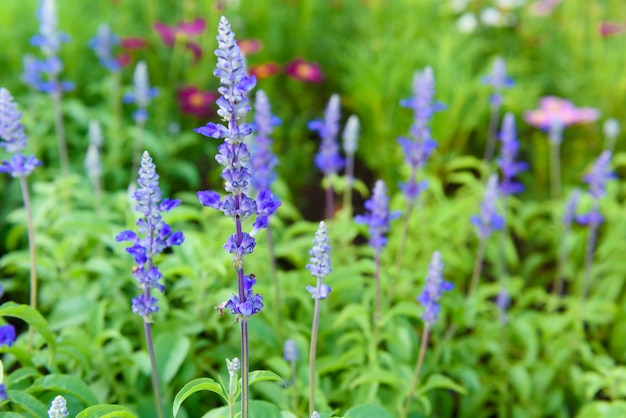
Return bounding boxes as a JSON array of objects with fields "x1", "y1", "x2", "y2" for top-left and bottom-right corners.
[
  {"x1": 47, "y1": 395, "x2": 69, "y2": 418},
  {"x1": 250, "y1": 89, "x2": 280, "y2": 193},
  {"x1": 306, "y1": 221, "x2": 332, "y2": 299},
  {"x1": 417, "y1": 251, "x2": 453, "y2": 326},
  {"x1": 398, "y1": 67, "x2": 444, "y2": 201},
  {"x1": 0, "y1": 88, "x2": 42, "y2": 178},
  {"x1": 21, "y1": 55, "x2": 43, "y2": 91},
  {"x1": 195, "y1": 17, "x2": 280, "y2": 318},
  {"x1": 29, "y1": 0, "x2": 73, "y2": 94},
  {"x1": 309, "y1": 94, "x2": 344, "y2": 176},
  {"x1": 85, "y1": 121, "x2": 103, "y2": 187},
  {"x1": 115, "y1": 151, "x2": 184, "y2": 319},
  {"x1": 0, "y1": 384, "x2": 6, "y2": 401},
  {"x1": 563, "y1": 188, "x2": 581, "y2": 227},
  {"x1": 577, "y1": 151, "x2": 614, "y2": 226},
  {"x1": 498, "y1": 113, "x2": 528, "y2": 196},
  {"x1": 124, "y1": 61, "x2": 159, "y2": 124},
  {"x1": 355, "y1": 180, "x2": 400, "y2": 251},
  {"x1": 0, "y1": 325, "x2": 16, "y2": 347},
  {"x1": 284, "y1": 339, "x2": 299, "y2": 362},
  {"x1": 471, "y1": 174, "x2": 504, "y2": 239},
  {"x1": 88, "y1": 23, "x2": 121, "y2": 72},
  {"x1": 482, "y1": 57, "x2": 514, "y2": 106},
  {"x1": 342, "y1": 115, "x2": 360, "y2": 157}
]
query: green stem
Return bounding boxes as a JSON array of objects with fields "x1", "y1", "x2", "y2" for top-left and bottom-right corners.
[
  {"x1": 325, "y1": 181, "x2": 334, "y2": 220},
  {"x1": 549, "y1": 140, "x2": 562, "y2": 202},
  {"x1": 401, "y1": 324, "x2": 430, "y2": 418},
  {"x1": 483, "y1": 104, "x2": 500, "y2": 162},
  {"x1": 468, "y1": 238, "x2": 486, "y2": 298},
  {"x1": 343, "y1": 154, "x2": 355, "y2": 216},
  {"x1": 131, "y1": 119, "x2": 145, "y2": 183},
  {"x1": 266, "y1": 224, "x2": 282, "y2": 342},
  {"x1": 20, "y1": 176, "x2": 38, "y2": 350},
  {"x1": 581, "y1": 206, "x2": 599, "y2": 302},
  {"x1": 241, "y1": 318, "x2": 250, "y2": 418},
  {"x1": 144, "y1": 320, "x2": 164, "y2": 418},
  {"x1": 309, "y1": 295, "x2": 322, "y2": 415},
  {"x1": 51, "y1": 87, "x2": 69, "y2": 176}
]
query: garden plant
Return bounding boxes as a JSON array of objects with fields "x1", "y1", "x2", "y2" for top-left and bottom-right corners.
[{"x1": 1, "y1": 1, "x2": 626, "y2": 417}]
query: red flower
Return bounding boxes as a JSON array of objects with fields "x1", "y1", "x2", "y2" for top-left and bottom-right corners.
[
  {"x1": 177, "y1": 86, "x2": 218, "y2": 118},
  {"x1": 153, "y1": 18, "x2": 206, "y2": 63},
  {"x1": 249, "y1": 62, "x2": 281, "y2": 80},
  {"x1": 120, "y1": 37, "x2": 148, "y2": 50},
  {"x1": 285, "y1": 58, "x2": 323, "y2": 83},
  {"x1": 238, "y1": 39, "x2": 262, "y2": 55},
  {"x1": 599, "y1": 22, "x2": 626, "y2": 37}
]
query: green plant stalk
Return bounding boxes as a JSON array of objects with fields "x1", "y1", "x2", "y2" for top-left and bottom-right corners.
[
  {"x1": 289, "y1": 359, "x2": 298, "y2": 414},
  {"x1": 395, "y1": 197, "x2": 415, "y2": 269},
  {"x1": 369, "y1": 250, "x2": 382, "y2": 368},
  {"x1": 131, "y1": 119, "x2": 146, "y2": 183},
  {"x1": 143, "y1": 319, "x2": 164, "y2": 418},
  {"x1": 19, "y1": 176, "x2": 38, "y2": 350},
  {"x1": 581, "y1": 204, "x2": 600, "y2": 301},
  {"x1": 498, "y1": 196, "x2": 509, "y2": 323},
  {"x1": 483, "y1": 103, "x2": 500, "y2": 162},
  {"x1": 553, "y1": 222, "x2": 573, "y2": 300},
  {"x1": 343, "y1": 153, "x2": 355, "y2": 216},
  {"x1": 325, "y1": 180, "x2": 334, "y2": 220},
  {"x1": 238, "y1": 278, "x2": 250, "y2": 418},
  {"x1": 549, "y1": 140, "x2": 562, "y2": 201},
  {"x1": 309, "y1": 281, "x2": 323, "y2": 415},
  {"x1": 228, "y1": 360, "x2": 237, "y2": 418},
  {"x1": 51, "y1": 86, "x2": 69, "y2": 176},
  {"x1": 167, "y1": 37, "x2": 186, "y2": 88},
  {"x1": 401, "y1": 323, "x2": 430, "y2": 418},
  {"x1": 266, "y1": 223, "x2": 282, "y2": 342},
  {"x1": 468, "y1": 238, "x2": 486, "y2": 298}
]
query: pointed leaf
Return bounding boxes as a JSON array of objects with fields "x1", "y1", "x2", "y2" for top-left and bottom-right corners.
[
  {"x1": 173, "y1": 378, "x2": 227, "y2": 417},
  {"x1": 76, "y1": 405, "x2": 138, "y2": 418},
  {"x1": 31, "y1": 374, "x2": 99, "y2": 405},
  {"x1": 5, "y1": 390, "x2": 48, "y2": 417},
  {"x1": 344, "y1": 404, "x2": 395, "y2": 418},
  {"x1": 416, "y1": 373, "x2": 467, "y2": 396},
  {"x1": 0, "y1": 302, "x2": 56, "y2": 354}
]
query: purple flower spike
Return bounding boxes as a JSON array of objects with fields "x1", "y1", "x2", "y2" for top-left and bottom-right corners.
[
  {"x1": 355, "y1": 180, "x2": 401, "y2": 251},
  {"x1": 482, "y1": 57, "x2": 514, "y2": 106},
  {"x1": 471, "y1": 174, "x2": 504, "y2": 239},
  {"x1": 306, "y1": 221, "x2": 332, "y2": 299},
  {"x1": 89, "y1": 23, "x2": 121, "y2": 72},
  {"x1": 124, "y1": 61, "x2": 159, "y2": 123},
  {"x1": 310, "y1": 94, "x2": 344, "y2": 176},
  {"x1": 498, "y1": 113, "x2": 528, "y2": 196},
  {"x1": 577, "y1": 151, "x2": 614, "y2": 226},
  {"x1": 250, "y1": 89, "x2": 280, "y2": 192},
  {"x1": 417, "y1": 251, "x2": 453, "y2": 326},
  {"x1": 116, "y1": 151, "x2": 184, "y2": 320},
  {"x1": 0, "y1": 88, "x2": 42, "y2": 178},
  {"x1": 563, "y1": 189, "x2": 581, "y2": 226},
  {"x1": 284, "y1": 339, "x2": 299, "y2": 362}
]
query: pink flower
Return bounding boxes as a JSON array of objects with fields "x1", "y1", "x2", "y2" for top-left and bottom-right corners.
[
  {"x1": 120, "y1": 37, "x2": 148, "y2": 50},
  {"x1": 524, "y1": 96, "x2": 600, "y2": 130},
  {"x1": 530, "y1": 0, "x2": 562, "y2": 16},
  {"x1": 249, "y1": 62, "x2": 281, "y2": 79},
  {"x1": 285, "y1": 58, "x2": 323, "y2": 83},
  {"x1": 238, "y1": 39, "x2": 262, "y2": 55},
  {"x1": 177, "y1": 86, "x2": 218, "y2": 118},
  {"x1": 599, "y1": 22, "x2": 626, "y2": 37},
  {"x1": 153, "y1": 18, "x2": 206, "y2": 63}
]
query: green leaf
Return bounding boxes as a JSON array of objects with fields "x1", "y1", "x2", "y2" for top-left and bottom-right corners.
[
  {"x1": 5, "y1": 390, "x2": 48, "y2": 418},
  {"x1": 155, "y1": 332, "x2": 191, "y2": 384},
  {"x1": 173, "y1": 378, "x2": 227, "y2": 417},
  {"x1": 202, "y1": 401, "x2": 282, "y2": 418},
  {"x1": 248, "y1": 370, "x2": 285, "y2": 387},
  {"x1": 416, "y1": 373, "x2": 467, "y2": 396},
  {"x1": 6, "y1": 367, "x2": 41, "y2": 385},
  {"x1": 31, "y1": 374, "x2": 99, "y2": 405},
  {"x1": 344, "y1": 404, "x2": 395, "y2": 418},
  {"x1": 0, "y1": 302, "x2": 56, "y2": 354},
  {"x1": 76, "y1": 404, "x2": 138, "y2": 418}
]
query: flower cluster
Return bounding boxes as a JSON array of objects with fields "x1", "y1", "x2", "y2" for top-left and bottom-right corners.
[
  {"x1": 577, "y1": 151, "x2": 614, "y2": 226},
  {"x1": 195, "y1": 17, "x2": 280, "y2": 318},
  {"x1": 27, "y1": 0, "x2": 73, "y2": 93},
  {"x1": 417, "y1": 251, "x2": 453, "y2": 326},
  {"x1": 88, "y1": 23, "x2": 121, "y2": 72},
  {"x1": 498, "y1": 113, "x2": 528, "y2": 196},
  {"x1": 250, "y1": 89, "x2": 280, "y2": 193},
  {"x1": 471, "y1": 174, "x2": 504, "y2": 239},
  {"x1": 123, "y1": 61, "x2": 159, "y2": 123},
  {"x1": 306, "y1": 221, "x2": 332, "y2": 300},
  {"x1": 398, "y1": 67, "x2": 444, "y2": 201},
  {"x1": 116, "y1": 151, "x2": 184, "y2": 319},
  {"x1": 154, "y1": 18, "x2": 206, "y2": 63},
  {"x1": 0, "y1": 324, "x2": 16, "y2": 347},
  {"x1": 47, "y1": 395, "x2": 69, "y2": 418},
  {"x1": 0, "y1": 88, "x2": 42, "y2": 178},
  {"x1": 482, "y1": 57, "x2": 514, "y2": 106},
  {"x1": 524, "y1": 96, "x2": 600, "y2": 137},
  {"x1": 309, "y1": 94, "x2": 344, "y2": 177},
  {"x1": 355, "y1": 180, "x2": 400, "y2": 252}
]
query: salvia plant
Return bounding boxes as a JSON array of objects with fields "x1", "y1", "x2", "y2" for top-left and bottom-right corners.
[
  {"x1": 115, "y1": 151, "x2": 184, "y2": 418},
  {"x1": 553, "y1": 188, "x2": 581, "y2": 298},
  {"x1": 193, "y1": 16, "x2": 280, "y2": 417},
  {"x1": 309, "y1": 94, "x2": 344, "y2": 220},
  {"x1": 482, "y1": 57, "x2": 513, "y2": 162}
]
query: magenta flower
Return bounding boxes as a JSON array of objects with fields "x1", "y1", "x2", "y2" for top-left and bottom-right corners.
[
  {"x1": 177, "y1": 86, "x2": 218, "y2": 118},
  {"x1": 285, "y1": 58, "x2": 323, "y2": 83},
  {"x1": 153, "y1": 18, "x2": 206, "y2": 63},
  {"x1": 599, "y1": 22, "x2": 626, "y2": 37},
  {"x1": 524, "y1": 96, "x2": 600, "y2": 130}
]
